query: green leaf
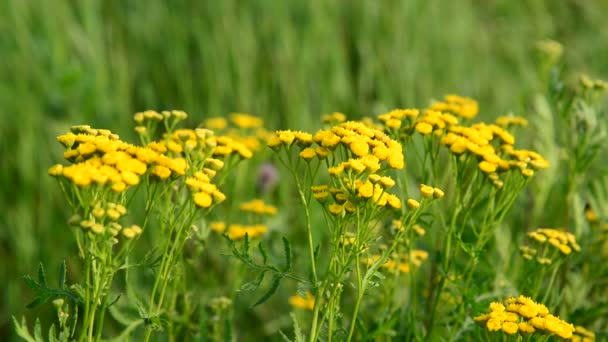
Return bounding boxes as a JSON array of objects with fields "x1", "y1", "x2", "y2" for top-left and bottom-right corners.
[
  {"x1": 38, "y1": 263, "x2": 47, "y2": 287},
  {"x1": 258, "y1": 242, "x2": 269, "y2": 265},
  {"x1": 34, "y1": 318, "x2": 43, "y2": 341},
  {"x1": 290, "y1": 312, "x2": 305, "y2": 342},
  {"x1": 240, "y1": 271, "x2": 266, "y2": 292},
  {"x1": 253, "y1": 275, "x2": 281, "y2": 307},
  {"x1": 48, "y1": 324, "x2": 57, "y2": 342},
  {"x1": 282, "y1": 237, "x2": 292, "y2": 272},
  {"x1": 242, "y1": 233, "x2": 250, "y2": 258},
  {"x1": 26, "y1": 296, "x2": 48, "y2": 309},
  {"x1": 23, "y1": 275, "x2": 40, "y2": 291},
  {"x1": 58, "y1": 260, "x2": 66, "y2": 290},
  {"x1": 12, "y1": 316, "x2": 37, "y2": 342}
]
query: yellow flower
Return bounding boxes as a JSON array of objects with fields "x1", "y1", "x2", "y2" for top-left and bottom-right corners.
[
  {"x1": 433, "y1": 187, "x2": 445, "y2": 198},
  {"x1": 501, "y1": 322, "x2": 518, "y2": 334},
  {"x1": 48, "y1": 164, "x2": 64, "y2": 177},
  {"x1": 210, "y1": 222, "x2": 226, "y2": 233},
  {"x1": 122, "y1": 228, "x2": 136, "y2": 239},
  {"x1": 420, "y1": 184, "x2": 434, "y2": 197},
  {"x1": 112, "y1": 181, "x2": 127, "y2": 192},
  {"x1": 348, "y1": 159, "x2": 366, "y2": 173},
  {"x1": 415, "y1": 122, "x2": 433, "y2": 135},
  {"x1": 379, "y1": 176, "x2": 395, "y2": 189},
  {"x1": 328, "y1": 204, "x2": 344, "y2": 216},
  {"x1": 357, "y1": 181, "x2": 374, "y2": 198},
  {"x1": 522, "y1": 169, "x2": 534, "y2": 177},
  {"x1": 277, "y1": 130, "x2": 295, "y2": 145},
  {"x1": 518, "y1": 322, "x2": 536, "y2": 334},
  {"x1": 407, "y1": 199, "x2": 420, "y2": 209},
  {"x1": 479, "y1": 161, "x2": 497, "y2": 173},
  {"x1": 91, "y1": 223, "x2": 104, "y2": 235},
  {"x1": 289, "y1": 291, "x2": 315, "y2": 311},
  {"x1": 386, "y1": 195, "x2": 402, "y2": 209},
  {"x1": 315, "y1": 147, "x2": 331, "y2": 159},
  {"x1": 350, "y1": 141, "x2": 369, "y2": 157},
  {"x1": 385, "y1": 118, "x2": 401, "y2": 129},
  {"x1": 194, "y1": 192, "x2": 213, "y2": 208},
  {"x1": 299, "y1": 147, "x2": 316, "y2": 160},
  {"x1": 486, "y1": 319, "x2": 502, "y2": 332}
]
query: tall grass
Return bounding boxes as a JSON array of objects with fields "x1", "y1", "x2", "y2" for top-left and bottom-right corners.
[{"x1": 1, "y1": 0, "x2": 607, "y2": 339}]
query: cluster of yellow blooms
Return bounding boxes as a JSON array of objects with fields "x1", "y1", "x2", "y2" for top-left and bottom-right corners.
[
  {"x1": 495, "y1": 115, "x2": 529, "y2": 127},
  {"x1": 203, "y1": 113, "x2": 270, "y2": 152},
  {"x1": 239, "y1": 199, "x2": 278, "y2": 216},
  {"x1": 77, "y1": 202, "x2": 142, "y2": 241},
  {"x1": 321, "y1": 112, "x2": 347, "y2": 125},
  {"x1": 185, "y1": 171, "x2": 227, "y2": 208},
  {"x1": 209, "y1": 199, "x2": 276, "y2": 240},
  {"x1": 268, "y1": 121, "x2": 405, "y2": 215},
  {"x1": 288, "y1": 291, "x2": 316, "y2": 311},
  {"x1": 209, "y1": 222, "x2": 268, "y2": 240},
  {"x1": 572, "y1": 326, "x2": 597, "y2": 342},
  {"x1": 377, "y1": 108, "x2": 420, "y2": 130},
  {"x1": 474, "y1": 296, "x2": 576, "y2": 339},
  {"x1": 429, "y1": 94, "x2": 480, "y2": 119},
  {"x1": 50, "y1": 111, "x2": 254, "y2": 215},
  {"x1": 374, "y1": 94, "x2": 547, "y2": 185},
  {"x1": 49, "y1": 125, "x2": 187, "y2": 192},
  {"x1": 521, "y1": 228, "x2": 581, "y2": 263},
  {"x1": 363, "y1": 250, "x2": 429, "y2": 274}
]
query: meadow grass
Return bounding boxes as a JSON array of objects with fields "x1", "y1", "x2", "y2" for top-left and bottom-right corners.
[{"x1": 1, "y1": 1, "x2": 608, "y2": 340}]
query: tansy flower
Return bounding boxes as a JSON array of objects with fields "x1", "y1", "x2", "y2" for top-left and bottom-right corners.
[
  {"x1": 289, "y1": 291, "x2": 315, "y2": 311},
  {"x1": 416, "y1": 122, "x2": 433, "y2": 135},
  {"x1": 407, "y1": 199, "x2": 420, "y2": 209},
  {"x1": 420, "y1": 184, "x2": 434, "y2": 197}
]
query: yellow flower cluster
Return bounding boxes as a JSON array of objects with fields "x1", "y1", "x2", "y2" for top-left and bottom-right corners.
[
  {"x1": 77, "y1": 202, "x2": 142, "y2": 241},
  {"x1": 239, "y1": 199, "x2": 278, "y2": 216},
  {"x1": 414, "y1": 109, "x2": 459, "y2": 135},
  {"x1": 363, "y1": 250, "x2": 429, "y2": 274},
  {"x1": 377, "y1": 108, "x2": 420, "y2": 130},
  {"x1": 225, "y1": 224, "x2": 268, "y2": 240},
  {"x1": 322, "y1": 112, "x2": 347, "y2": 125},
  {"x1": 572, "y1": 326, "x2": 596, "y2": 342},
  {"x1": 211, "y1": 136, "x2": 253, "y2": 159},
  {"x1": 50, "y1": 126, "x2": 188, "y2": 192},
  {"x1": 288, "y1": 291, "x2": 315, "y2": 311},
  {"x1": 203, "y1": 113, "x2": 269, "y2": 152},
  {"x1": 474, "y1": 295, "x2": 575, "y2": 339},
  {"x1": 495, "y1": 115, "x2": 529, "y2": 127},
  {"x1": 525, "y1": 228, "x2": 581, "y2": 258},
  {"x1": 429, "y1": 94, "x2": 479, "y2": 119},
  {"x1": 440, "y1": 122, "x2": 548, "y2": 180},
  {"x1": 269, "y1": 122, "x2": 406, "y2": 215},
  {"x1": 185, "y1": 171, "x2": 227, "y2": 208}
]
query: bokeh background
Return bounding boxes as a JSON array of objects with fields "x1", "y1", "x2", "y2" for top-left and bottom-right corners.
[{"x1": 1, "y1": 1, "x2": 607, "y2": 339}]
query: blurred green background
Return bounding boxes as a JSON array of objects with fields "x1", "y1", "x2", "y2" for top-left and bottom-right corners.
[{"x1": 1, "y1": 0, "x2": 607, "y2": 339}]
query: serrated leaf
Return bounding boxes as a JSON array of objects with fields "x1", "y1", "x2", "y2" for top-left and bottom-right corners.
[
  {"x1": 12, "y1": 316, "x2": 37, "y2": 342},
  {"x1": 26, "y1": 296, "x2": 47, "y2": 309},
  {"x1": 48, "y1": 324, "x2": 57, "y2": 342},
  {"x1": 58, "y1": 260, "x2": 66, "y2": 290},
  {"x1": 282, "y1": 237, "x2": 292, "y2": 272},
  {"x1": 242, "y1": 233, "x2": 250, "y2": 258},
  {"x1": 38, "y1": 263, "x2": 47, "y2": 287},
  {"x1": 258, "y1": 242, "x2": 269, "y2": 265},
  {"x1": 253, "y1": 275, "x2": 281, "y2": 307},
  {"x1": 240, "y1": 271, "x2": 266, "y2": 292},
  {"x1": 291, "y1": 312, "x2": 305, "y2": 342},
  {"x1": 23, "y1": 275, "x2": 40, "y2": 291},
  {"x1": 34, "y1": 318, "x2": 43, "y2": 341},
  {"x1": 279, "y1": 330, "x2": 292, "y2": 342}
]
